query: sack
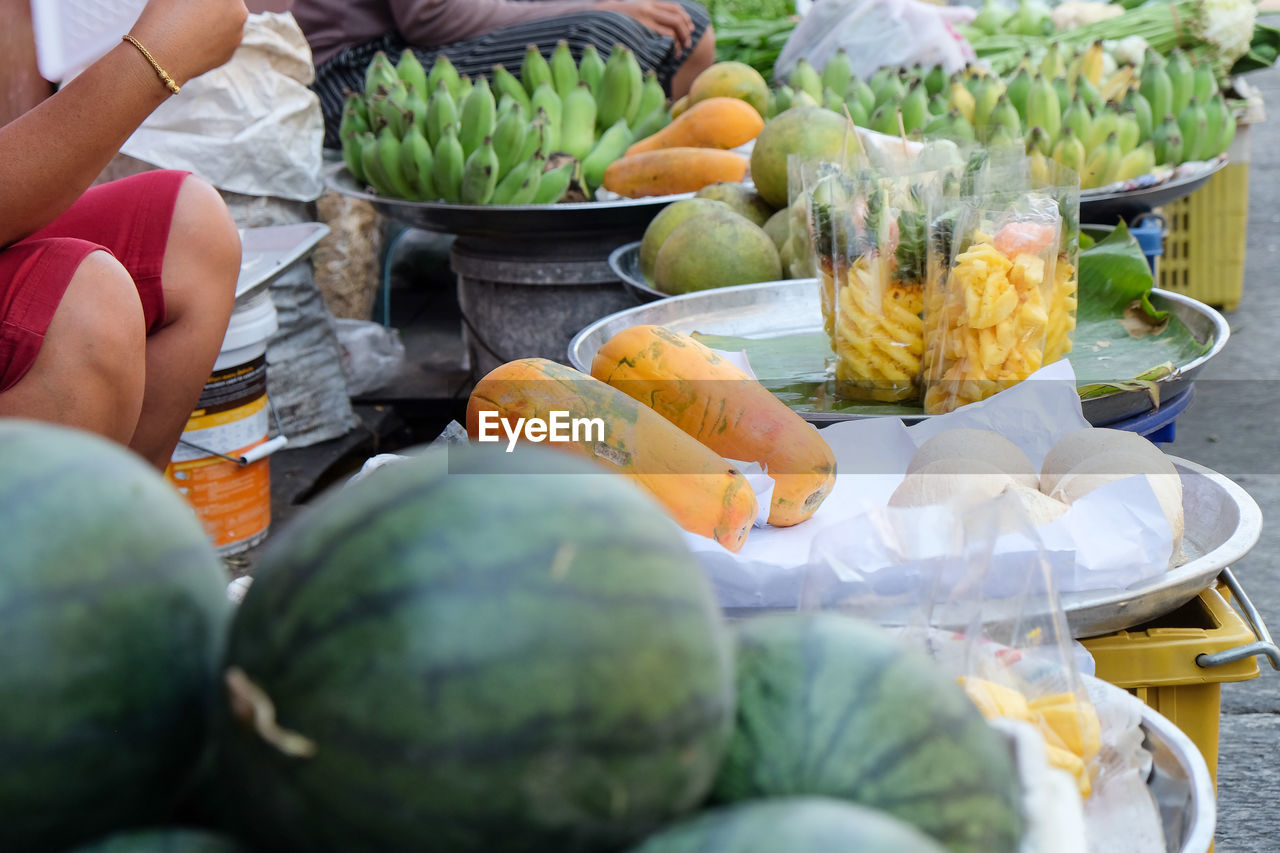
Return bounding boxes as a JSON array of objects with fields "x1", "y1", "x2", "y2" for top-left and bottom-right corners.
[{"x1": 774, "y1": 0, "x2": 977, "y2": 84}]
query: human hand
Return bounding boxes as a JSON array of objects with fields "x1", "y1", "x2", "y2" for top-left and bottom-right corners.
[
  {"x1": 129, "y1": 0, "x2": 249, "y2": 86},
  {"x1": 597, "y1": 1, "x2": 695, "y2": 52}
]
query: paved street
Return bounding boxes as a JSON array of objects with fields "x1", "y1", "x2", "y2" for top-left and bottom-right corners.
[{"x1": 1161, "y1": 58, "x2": 1280, "y2": 851}]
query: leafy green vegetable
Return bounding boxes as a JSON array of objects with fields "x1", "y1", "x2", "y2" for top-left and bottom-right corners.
[{"x1": 1078, "y1": 220, "x2": 1165, "y2": 321}]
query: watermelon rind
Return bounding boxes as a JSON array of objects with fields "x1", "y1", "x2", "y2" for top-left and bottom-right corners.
[
  {"x1": 216, "y1": 442, "x2": 736, "y2": 853},
  {"x1": 626, "y1": 796, "x2": 950, "y2": 852},
  {"x1": 711, "y1": 612, "x2": 1025, "y2": 853},
  {"x1": 0, "y1": 421, "x2": 232, "y2": 852}
]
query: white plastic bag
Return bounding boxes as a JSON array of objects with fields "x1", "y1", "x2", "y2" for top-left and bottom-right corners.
[
  {"x1": 334, "y1": 318, "x2": 406, "y2": 397},
  {"x1": 774, "y1": 0, "x2": 978, "y2": 83}
]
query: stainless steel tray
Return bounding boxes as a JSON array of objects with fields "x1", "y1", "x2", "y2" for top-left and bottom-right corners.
[
  {"x1": 567, "y1": 277, "x2": 1228, "y2": 427},
  {"x1": 608, "y1": 240, "x2": 667, "y2": 303},
  {"x1": 324, "y1": 162, "x2": 689, "y2": 239},
  {"x1": 1081, "y1": 158, "x2": 1227, "y2": 223}
]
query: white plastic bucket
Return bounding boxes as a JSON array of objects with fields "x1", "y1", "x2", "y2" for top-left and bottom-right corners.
[{"x1": 165, "y1": 290, "x2": 286, "y2": 555}]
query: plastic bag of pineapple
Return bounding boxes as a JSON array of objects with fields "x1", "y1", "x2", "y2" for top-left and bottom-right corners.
[
  {"x1": 923, "y1": 152, "x2": 1063, "y2": 415},
  {"x1": 1029, "y1": 160, "x2": 1082, "y2": 366}
]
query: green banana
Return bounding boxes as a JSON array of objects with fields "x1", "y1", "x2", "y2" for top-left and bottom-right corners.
[
  {"x1": 1177, "y1": 97, "x2": 1208, "y2": 160},
  {"x1": 1061, "y1": 95, "x2": 1092, "y2": 146},
  {"x1": 454, "y1": 75, "x2": 473, "y2": 107},
  {"x1": 630, "y1": 104, "x2": 671, "y2": 140},
  {"x1": 521, "y1": 44, "x2": 553, "y2": 96},
  {"x1": 987, "y1": 93, "x2": 1020, "y2": 139},
  {"x1": 945, "y1": 108, "x2": 976, "y2": 144},
  {"x1": 822, "y1": 86, "x2": 843, "y2": 115},
  {"x1": 1203, "y1": 93, "x2": 1229, "y2": 157},
  {"x1": 1082, "y1": 131, "x2": 1120, "y2": 189},
  {"x1": 581, "y1": 118, "x2": 634, "y2": 194},
  {"x1": 1138, "y1": 57, "x2": 1173, "y2": 125},
  {"x1": 396, "y1": 49, "x2": 428, "y2": 98},
  {"x1": 492, "y1": 102, "x2": 528, "y2": 180},
  {"x1": 376, "y1": 126, "x2": 417, "y2": 200},
  {"x1": 432, "y1": 123, "x2": 465, "y2": 203},
  {"x1": 530, "y1": 82, "x2": 563, "y2": 153},
  {"x1": 1167, "y1": 49, "x2": 1194, "y2": 116},
  {"x1": 1115, "y1": 107, "x2": 1140, "y2": 154},
  {"x1": 400, "y1": 123, "x2": 437, "y2": 200},
  {"x1": 874, "y1": 75, "x2": 906, "y2": 110},
  {"x1": 792, "y1": 89, "x2": 820, "y2": 109},
  {"x1": 770, "y1": 85, "x2": 794, "y2": 117},
  {"x1": 520, "y1": 110, "x2": 549, "y2": 164},
  {"x1": 789, "y1": 58, "x2": 823, "y2": 102},
  {"x1": 460, "y1": 136, "x2": 500, "y2": 204},
  {"x1": 1040, "y1": 42, "x2": 1066, "y2": 80},
  {"x1": 924, "y1": 64, "x2": 948, "y2": 97},
  {"x1": 1051, "y1": 76, "x2": 1071, "y2": 114},
  {"x1": 868, "y1": 66, "x2": 895, "y2": 96},
  {"x1": 358, "y1": 131, "x2": 395, "y2": 196},
  {"x1": 1005, "y1": 66, "x2": 1032, "y2": 122},
  {"x1": 822, "y1": 49, "x2": 853, "y2": 98},
  {"x1": 425, "y1": 81, "x2": 459, "y2": 148},
  {"x1": 1051, "y1": 126, "x2": 1086, "y2": 174},
  {"x1": 1086, "y1": 103, "x2": 1119, "y2": 154},
  {"x1": 926, "y1": 92, "x2": 949, "y2": 117},
  {"x1": 1193, "y1": 62, "x2": 1217, "y2": 104},
  {"x1": 426, "y1": 54, "x2": 460, "y2": 102},
  {"x1": 363, "y1": 51, "x2": 399, "y2": 101},
  {"x1": 339, "y1": 97, "x2": 369, "y2": 184},
  {"x1": 1114, "y1": 140, "x2": 1156, "y2": 181},
  {"x1": 550, "y1": 40, "x2": 579, "y2": 100},
  {"x1": 534, "y1": 159, "x2": 576, "y2": 204},
  {"x1": 405, "y1": 91, "x2": 428, "y2": 135},
  {"x1": 1025, "y1": 73, "x2": 1060, "y2": 143},
  {"x1": 1122, "y1": 88, "x2": 1154, "y2": 142},
  {"x1": 490, "y1": 64, "x2": 532, "y2": 116},
  {"x1": 1025, "y1": 125, "x2": 1052, "y2": 156},
  {"x1": 560, "y1": 81, "x2": 598, "y2": 160},
  {"x1": 845, "y1": 76, "x2": 875, "y2": 115},
  {"x1": 618, "y1": 47, "x2": 645, "y2": 126},
  {"x1": 900, "y1": 81, "x2": 929, "y2": 134},
  {"x1": 1152, "y1": 113, "x2": 1183, "y2": 165},
  {"x1": 1217, "y1": 113, "x2": 1237, "y2": 158},
  {"x1": 868, "y1": 103, "x2": 898, "y2": 136},
  {"x1": 1073, "y1": 75, "x2": 1103, "y2": 115},
  {"x1": 987, "y1": 125, "x2": 1019, "y2": 150},
  {"x1": 494, "y1": 155, "x2": 544, "y2": 205},
  {"x1": 459, "y1": 76, "x2": 496, "y2": 157},
  {"x1": 596, "y1": 45, "x2": 632, "y2": 130},
  {"x1": 577, "y1": 43, "x2": 606, "y2": 97},
  {"x1": 633, "y1": 70, "x2": 665, "y2": 129}
]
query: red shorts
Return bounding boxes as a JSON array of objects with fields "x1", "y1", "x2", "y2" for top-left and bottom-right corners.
[{"x1": 0, "y1": 169, "x2": 190, "y2": 393}]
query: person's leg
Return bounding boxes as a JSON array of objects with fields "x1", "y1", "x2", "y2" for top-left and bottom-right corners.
[
  {"x1": 668, "y1": 20, "x2": 716, "y2": 99},
  {"x1": 0, "y1": 248, "x2": 147, "y2": 443},
  {"x1": 129, "y1": 174, "x2": 240, "y2": 470}
]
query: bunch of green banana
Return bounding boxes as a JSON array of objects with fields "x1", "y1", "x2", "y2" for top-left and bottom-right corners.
[{"x1": 340, "y1": 43, "x2": 670, "y2": 205}]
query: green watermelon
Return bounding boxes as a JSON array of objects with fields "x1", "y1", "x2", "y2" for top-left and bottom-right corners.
[
  {"x1": 626, "y1": 796, "x2": 949, "y2": 852},
  {"x1": 217, "y1": 443, "x2": 736, "y2": 853},
  {"x1": 68, "y1": 827, "x2": 250, "y2": 852},
  {"x1": 712, "y1": 613, "x2": 1024, "y2": 853},
  {"x1": 0, "y1": 421, "x2": 232, "y2": 852}
]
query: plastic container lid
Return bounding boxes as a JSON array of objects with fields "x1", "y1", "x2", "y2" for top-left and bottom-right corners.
[{"x1": 30, "y1": 0, "x2": 148, "y2": 83}]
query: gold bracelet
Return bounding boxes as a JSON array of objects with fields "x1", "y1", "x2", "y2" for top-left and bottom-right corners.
[{"x1": 121, "y1": 34, "x2": 181, "y2": 95}]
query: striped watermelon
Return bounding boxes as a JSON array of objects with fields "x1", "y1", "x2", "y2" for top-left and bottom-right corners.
[
  {"x1": 626, "y1": 797, "x2": 949, "y2": 852},
  {"x1": 712, "y1": 613, "x2": 1024, "y2": 853},
  {"x1": 0, "y1": 421, "x2": 231, "y2": 852},
  {"x1": 68, "y1": 828, "x2": 249, "y2": 852},
  {"x1": 216, "y1": 443, "x2": 736, "y2": 853}
]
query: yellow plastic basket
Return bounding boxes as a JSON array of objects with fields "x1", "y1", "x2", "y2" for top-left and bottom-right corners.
[
  {"x1": 1155, "y1": 124, "x2": 1252, "y2": 312},
  {"x1": 1081, "y1": 573, "x2": 1266, "y2": 797}
]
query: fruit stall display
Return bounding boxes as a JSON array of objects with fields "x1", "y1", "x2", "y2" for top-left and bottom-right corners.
[{"x1": 2, "y1": 347, "x2": 1202, "y2": 850}]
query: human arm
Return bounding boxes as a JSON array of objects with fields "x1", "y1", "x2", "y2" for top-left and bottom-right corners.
[
  {"x1": 391, "y1": 0, "x2": 694, "y2": 51},
  {"x1": 0, "y1": 0, "x2": 247, "y2": 247}
]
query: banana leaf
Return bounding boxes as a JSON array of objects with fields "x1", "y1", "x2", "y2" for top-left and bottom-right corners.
[{"x1": 693, "y1": 223, "x2": 1213, "y2": 415}]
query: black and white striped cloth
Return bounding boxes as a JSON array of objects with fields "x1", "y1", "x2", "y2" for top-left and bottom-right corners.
[{"x1": 313, "y1": 0, "x2": 711, "y2": 149}]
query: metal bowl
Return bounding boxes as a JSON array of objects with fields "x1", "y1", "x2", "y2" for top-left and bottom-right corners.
[
  {"x1": 324, "y1": 162, "x2": 689, "y2": 239},
  {"x1": 607, "y1": 241, "x2": 666, "y2": 303},
  {"x1": 568, "y1": 277, "x2": 1229, "y2": 427},
  {"x1": 1081, "y1": 158, "x2": 1227, "y2": 223}
]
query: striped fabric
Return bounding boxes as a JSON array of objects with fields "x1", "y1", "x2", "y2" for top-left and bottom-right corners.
[{"x1": 313, "y1": 0, "x2": 710, "y2": 148}]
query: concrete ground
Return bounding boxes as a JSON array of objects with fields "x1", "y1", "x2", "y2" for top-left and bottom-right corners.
[{"x1": 1165, "y1": 60, "x2": 1280, "y2": 851}]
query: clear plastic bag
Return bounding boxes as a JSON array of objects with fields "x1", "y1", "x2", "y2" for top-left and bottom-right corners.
[
  {"x1": 923, "y1": 159, "x2": 1061, "y2": 415},
  {"x1": 774, "y1": 0, "x2": 977, "y2": 85},
  {"x1": 1031, "y1": 161, "x2": 1082, "y2": 365},
  {"x1": 334, "y1": 317, "x2": 407, "y2": 397}
]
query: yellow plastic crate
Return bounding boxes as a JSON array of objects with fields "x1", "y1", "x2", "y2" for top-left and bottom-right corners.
[
  {"x1": 1155, "y1": 124, "x2": 1252, "y2": 312},
  {"x1": 1082, "y1": 581, "x2": 1260, "y2": 793}
]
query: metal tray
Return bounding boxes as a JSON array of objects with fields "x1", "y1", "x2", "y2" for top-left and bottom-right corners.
[
  {"x1": 324, "y1": 162, "x2": 689, "y2": 239},
  {"x1": 1081, "y1": 158, "x2": 1227, "y2": 223},
  {"x1": 608, "y1": 240, "x2": 666, "y2": 303},
  {"x1": 236, "y1": 222, "x2": 330, "y2": 302},
  {"x1": 568, "y1": 277, "x2": 1229, "y2": 427}
]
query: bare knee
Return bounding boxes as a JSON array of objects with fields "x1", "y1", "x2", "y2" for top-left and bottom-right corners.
[
  {"x1": 670, "y1": 25, "x2": 716, "y2": 99},
  {"x1": 162, "y1": 175, "x2": 241, "y2": 324},
  {"x1": 0, "y1": 250, "x2": 147, "y2": 441}
]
